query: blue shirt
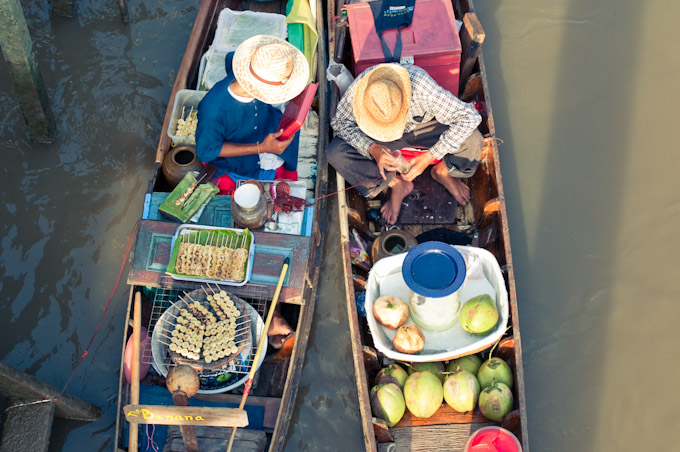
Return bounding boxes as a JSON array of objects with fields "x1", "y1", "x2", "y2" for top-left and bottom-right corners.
[{"x1": 195, "y1": 53, "x2": 299, "y2": 178}]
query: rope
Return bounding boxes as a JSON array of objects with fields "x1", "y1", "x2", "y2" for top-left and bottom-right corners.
[
  {"x1": 59, "y1": 220, "x2": 140, "y2": 395},
  {"x1": 4, "y1": 398, "x2": 55, "y2": 414}
]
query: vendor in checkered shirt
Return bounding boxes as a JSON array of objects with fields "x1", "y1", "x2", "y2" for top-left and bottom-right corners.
[{"x1": 327, "y1": 63, "x2": 483, "y2": 225}]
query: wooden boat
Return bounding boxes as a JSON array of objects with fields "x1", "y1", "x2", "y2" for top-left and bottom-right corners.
[
  {"x1": 113, "y1": 0, "x2": 328, "y2": 451},
  {"x1": 330, "y1": 0, "x2": 529, "y2": 450}
]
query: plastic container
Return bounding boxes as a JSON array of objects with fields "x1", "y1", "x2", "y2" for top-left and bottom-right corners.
[
  {"x1": 167, "y1": 89, "x2": 206, "y2": 146},
  {"x1": 465, "y1": 426, "x2": 522, "y2": 452},
  {"x1": 196, "y1": 48, "x2": 228, "y2": 91},
  {"x1": 212, "y1": 8, "x2": 287, "y2": 53},
  {"x1": 346, "y1": 0, "x2": 462, "y2": 95}
]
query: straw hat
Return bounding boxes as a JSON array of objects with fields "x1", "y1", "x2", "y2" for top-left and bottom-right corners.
[
  {"x1": 353, "y1": 64, "x2": 412, "y2": 142},
  {"x1": 232, "y1": 35, "x2": 309, "y2": 104}
]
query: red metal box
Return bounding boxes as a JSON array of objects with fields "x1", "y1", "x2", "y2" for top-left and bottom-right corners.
[{"x1": 346, "y1": 0, "x2": 462, "y2": 96}]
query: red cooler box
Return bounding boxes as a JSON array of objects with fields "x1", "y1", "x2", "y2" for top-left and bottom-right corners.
[{"x1": 346, "y1": 0, "x2": 461, "y2": 96}]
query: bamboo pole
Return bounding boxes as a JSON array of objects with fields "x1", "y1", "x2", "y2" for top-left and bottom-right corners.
[
  {"x1": 226, "y1": 258, "x2": 290, "y2": 452},
  {"x1": 128, "y1": 292, "x2": 142, "y2": 452}
]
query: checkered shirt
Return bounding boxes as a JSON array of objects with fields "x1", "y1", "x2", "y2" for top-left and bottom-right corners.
[{"x1": 331, "y1": 64, "x2": 482, "y2": 159}]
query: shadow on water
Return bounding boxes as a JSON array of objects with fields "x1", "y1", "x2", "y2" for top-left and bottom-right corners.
[
  {"x1": 1, "y1": 2, "x2": 199, "y2": 451},
  {"x1": 284, "y1": 179, "x2": 365, "y2": 452},
  {"x1": 473, "y1": 0, "x2": 675, "y2": 450}
]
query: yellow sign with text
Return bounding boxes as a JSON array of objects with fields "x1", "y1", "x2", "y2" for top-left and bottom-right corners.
[{"x1": 124, "y1": 404, "x2": 248, "y2": 427}]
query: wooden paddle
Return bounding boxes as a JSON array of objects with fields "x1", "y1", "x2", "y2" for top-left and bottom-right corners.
[
  {"x1": 129, "y1": 292, "x2": 142, "y2": 452},
  {"x1": 226, "y1": 257, "x2": 290, "y2": 452}
]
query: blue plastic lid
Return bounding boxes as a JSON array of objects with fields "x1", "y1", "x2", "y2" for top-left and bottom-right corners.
[{"x1": 402, "y1": 241, "x2": 466, "y2": 298}]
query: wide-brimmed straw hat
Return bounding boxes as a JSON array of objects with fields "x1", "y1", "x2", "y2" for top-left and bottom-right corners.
[
  {"x1": 353, "y1": 64, "x2": 412, "y2": 142},
  {"x1": 232, "y1": 35, "x2": 309, "y2": 104}
]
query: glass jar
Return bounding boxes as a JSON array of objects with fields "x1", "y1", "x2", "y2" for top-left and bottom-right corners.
[
  {"x1": 402, "y1": 241, "x2": 467, "y2": 332},
  {"x1": 231, "y1": 183, "x2": 267, "y2": 229}
]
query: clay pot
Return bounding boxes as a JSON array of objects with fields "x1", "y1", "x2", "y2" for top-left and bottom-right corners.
[
  {"x1": 371, "y1": 229, "x2": 418, "y2": 263},
  {"x1": 162, "y1": 145, "x2": 203, "y2": 188}
]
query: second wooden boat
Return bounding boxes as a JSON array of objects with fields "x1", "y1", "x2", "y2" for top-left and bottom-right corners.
[{"x1": 329, "y1": 0, "x2": 529, "y2": 450}]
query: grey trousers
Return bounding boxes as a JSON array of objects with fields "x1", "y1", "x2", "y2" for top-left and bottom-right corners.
[{"x1": 327, "y1": 121, "x2": 484, "y2": 198}]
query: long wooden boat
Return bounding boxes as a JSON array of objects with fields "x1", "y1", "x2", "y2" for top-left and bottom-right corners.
[
  {"x1": 113, "y1": 1, "x2": 328, "y2": 451},
  {"x1": 330, "y1": 0, "x2": 529, "y2": 450}
]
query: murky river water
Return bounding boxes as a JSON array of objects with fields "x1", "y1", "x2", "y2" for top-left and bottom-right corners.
[{"x1": 1, "y1": 1, "x2": 679, "y2": 451}]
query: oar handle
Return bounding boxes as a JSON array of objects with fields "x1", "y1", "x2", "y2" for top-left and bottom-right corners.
[{"x1": 227, "y1": 257, "x2": 289, "y2": 451}]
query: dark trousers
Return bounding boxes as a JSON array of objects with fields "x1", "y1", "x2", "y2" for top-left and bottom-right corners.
[{"x1": 326, "y1": 121, "x2": 484, "y2": 197}]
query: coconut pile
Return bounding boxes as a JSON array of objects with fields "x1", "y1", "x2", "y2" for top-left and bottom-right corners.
[{"x1": 370, "y1": 352, "x2": 516, "y2": 427}]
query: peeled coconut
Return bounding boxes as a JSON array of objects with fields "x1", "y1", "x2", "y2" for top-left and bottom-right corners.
[
  {"x1": 443, "y1": 370, "x2": 480, "y2": 413},
  {"x1": 375, "y1": 364, "x2": 409, "y2": 390},
  {"x1": 446, "y1": 354, "x2": 482, "y2": 376},
  {"x1": 403, "y1": 371, "x2": 443, "y2": 418},
  {"x1": 459, "y1": 294, "x2": 499, "y2": 334},
  {"x1": 370, "y1": 383, "x2": 406, "y2": 427},
  {"x1": 407, "y1": 361, "x2": 446, "y2": 384},
  {"x1": 478, "y1": 382, "x2": 514, "y2": 422},
  {"x1": 392, "y1": 324, "x2": 425, "y2": 354},
  {"x1": 477, "y1": 357, "x2": 513, "y2": 390}
]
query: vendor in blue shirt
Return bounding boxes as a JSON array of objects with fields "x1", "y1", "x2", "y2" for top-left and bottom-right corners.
[{"x1": 196, "y1": 35, "x2": 310, "y2": 193}]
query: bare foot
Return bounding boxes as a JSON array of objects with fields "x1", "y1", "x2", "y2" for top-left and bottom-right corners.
[
  {"x1": 431, "y1": 163, "x2": 471, "y2": 205},
  {"x1": 267, "y1": 306, "x2": 294, "y2": 349},
  {"x1": 380, "y1": 177, "x2": 414, "y2": 224}
]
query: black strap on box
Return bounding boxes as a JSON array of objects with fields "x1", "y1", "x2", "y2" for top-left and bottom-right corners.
[{"x1": 369, "y1": 0, "x2": 416, "y2": 63}]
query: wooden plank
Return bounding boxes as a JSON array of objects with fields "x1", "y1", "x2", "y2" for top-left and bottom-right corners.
[
  {"x1": 164, "y1": 425, "x2": 266, "y2": 452},
  {"x1": 390, "y1": 422, "x2": 493, "y2": 452},
  {"x1": 193, "y1": 394, "x2": 281, "y2": 430},
  {"x1": 0, "y1": 0, "x2": 55, "y2": 143},
  {"x1": 458, "y1": 12, "x2": 485, "y2": 96},
  {"x1": 0, "y1": 362, "x2": 100, "y2": 421},
  {"x1": 127, "y1": 220, "x2": 311, "y2": 303},
  {"x1": 124, "y1": 404, "x2": 248, "y2": 427},
  {"x1": 337, "y1": 175, "x2": 379, "y2": 452},
  {"x1": 0, "y1": 400, "x2": 55, "y2": 452},
  {"x1": 394, "y1": 404, "x2": 488, "y2": 428},
  {"x1": 397, "y1": 170, "x2": 459, "y2": 224}
]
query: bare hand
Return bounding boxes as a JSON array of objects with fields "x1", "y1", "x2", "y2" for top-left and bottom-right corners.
[
  {"x1": 401, "y1": 152, "x2": 436, "y2": 182},
  {"x1": 260, "y1": 130, "x2": 294, "y2": 155},
  {"x1": 369, "y1": 143, "x2": 401, "y2": 179}
]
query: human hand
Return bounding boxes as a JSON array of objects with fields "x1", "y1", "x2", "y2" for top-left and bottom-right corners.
[
  {"x1": 369, "y1": 143, "x2": 401, "y2": 179},
  {"x1": 261, "y1": 130, "x2": 294, "y2": 154},
  {"x1": 400, "y1": 152, "x2": 436, "y2": 182}
]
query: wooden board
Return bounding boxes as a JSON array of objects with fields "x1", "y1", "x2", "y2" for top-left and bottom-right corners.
[
  {"x1": 395, "y1": 169, "x2": 459, "y2": 225},
  {"x1": 193, "y1": 394, "x2": 281, "y2": 431},
  {"x1": 127, "y1": 220, "x2": 311, "y2": 304},
  {"x1": 394, "y1": 404, "x2": 488, "y2": 428},
  {"x1": 124, "y1": 404, "x2": 248, "y2": 427},
  {"x1": 390, "y1": 422, "x2": 494, "y2": 451}
]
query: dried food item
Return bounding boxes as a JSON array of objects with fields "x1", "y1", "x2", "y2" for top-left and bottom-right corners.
[
  {"x1": 372, "y1": 295, "x2": 409, "y2": 329},
  {"x1": 392, "y1": 324, "x2": 425, "y2": 354},
  {"x1": 175, "y1": 243, "x2": 247, "y2": 282}
]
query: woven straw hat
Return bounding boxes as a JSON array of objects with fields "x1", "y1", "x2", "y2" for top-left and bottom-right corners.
[
  {"x1": 353, "y1": 64, "x2": 412, "y2": 142},
  {"x1": 232, "y1": 35, "x2": 309, "y2": 104}
]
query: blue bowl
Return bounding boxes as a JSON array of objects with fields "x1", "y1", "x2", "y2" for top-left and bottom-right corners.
[{"x1": 402, "y1": 241, "x2": 466, "y2": 298}]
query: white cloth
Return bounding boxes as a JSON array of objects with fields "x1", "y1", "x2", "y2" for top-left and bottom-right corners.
[{"x1": 258, "y1": 152, "x2": 285, "y2": 170}]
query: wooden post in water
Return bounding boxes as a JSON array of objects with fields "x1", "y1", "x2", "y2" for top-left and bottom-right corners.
[
  {"x1": 0, "y1": 0, "x2": 55, "y2": 143},
  {"x1": 118, "y1": 0, "x2": 130, "y2": 24},
  {"x1": 0, "y1": 362, "x2": 100, "y2": 452},
  {"x1": 52, "y1": 0, "x2": 75, "y2": 18}
]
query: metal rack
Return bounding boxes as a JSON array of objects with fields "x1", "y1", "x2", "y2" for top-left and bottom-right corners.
[{"x1": 145, "y1": 276, "x2": 270, "y2": 382}]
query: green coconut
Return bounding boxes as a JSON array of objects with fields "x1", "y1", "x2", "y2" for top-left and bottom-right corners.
[
  {"x1": 442, "y1": 370, "x2": 481, "y2": 413},
  {"x1": 459, "y1": 294, "x2": 499, "y2": 335},
  {"x1": 375, "y1": 364, "x2": 409, "y2": 390},
  {"x1": 370, "y1": 383, "x2": 406, "y2": 427},
  {"x1": 446, "y1": 354, "x2": 483, "y2": 376},
  {"x1": 477, "y1": 357, "x2": 513, "y2": 390},
  {"x1": 403, "y1": 371, "x2": 444, "y2": 418},
  {"x1": 478, "y1": 382, "x2": 514, "y2": 422},
  {"x1": 406, "y1": 361, "x2": 446, "y2": 384}
]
